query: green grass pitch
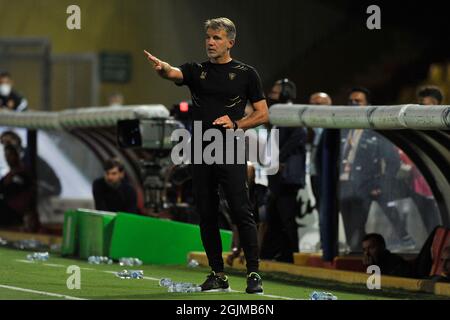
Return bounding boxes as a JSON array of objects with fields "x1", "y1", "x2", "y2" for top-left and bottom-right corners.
[{"x1": 0, "y1": 247, "x2": 447, "y2": 300}]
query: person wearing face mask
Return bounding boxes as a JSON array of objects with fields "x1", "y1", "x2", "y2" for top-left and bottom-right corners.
[
  {"x1": 0, "y1": 71, "x2": 28, "y2": 112},
  {"x1": 92, "y1": 158, "x2": 138, "y2": 214}
]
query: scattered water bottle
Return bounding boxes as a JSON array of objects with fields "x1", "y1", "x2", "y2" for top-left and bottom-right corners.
[
  {"x1": 50, "y1": 243, "x2": 62, "y2": 252},
  {"x1": 310, "y1": 291, "x2": 338, "y2": 300},
  {"x1": 168, "y1": 282, "x2": 191, "y2": 293},
  {"x1": 158, "y1": 278, "x2": 201, "y2": 293},
  {"x1": 88, "y1": 256, "x2": 113, "y2": 265},
  {"x1": 14, "y1": 239, "x2": 44, "y2": 250},
  {"x1": 116, "y1": 270, "x2": 144, "y2": 279},
  {"x1": 167, "y1": 282, "x2": 200, "y2": 293},
  {"x1": 187, "y1": 259, "x2": 199, "y2": 268},
  {"x1": 186, "y1": 286, "x2": 202, "y2": 293},
  {"x1": 119, "y1": 257, "x2": 143, "y2": 266},
  {"x1": 159, "y1": 278, "x2": 173, "y2": 287},
  {"x1": 26, "y1": 252, "x2": 49, "y2": 261}
]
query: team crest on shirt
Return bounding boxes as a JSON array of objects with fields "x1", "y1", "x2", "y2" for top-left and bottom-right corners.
[
  {"x1": 228, "y1": 73, "x2": 236, "y2": 80},
  {"x1": 200, "y1": 71, "x2": 207, "y2": 79}
]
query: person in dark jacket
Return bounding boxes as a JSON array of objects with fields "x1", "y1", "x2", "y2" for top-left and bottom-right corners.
[
  {"x1": 0, "y1": 71, "x2": 28, "y2": 112},
  {"x1": 340, "y1": 87, "x2": 407, "y2": 252},
  {"x1": 92, "y1": 158, "x2": 137, "y2": 213},
  {"x1": 260, "y1": 79, "x2": 306, "y2": 263},
  {"x1": 362, "y1": 233, "x2": 412, "y2": 277},
  {"x1": 0, "y1": 145, "x2": 33, "y2": 227}
]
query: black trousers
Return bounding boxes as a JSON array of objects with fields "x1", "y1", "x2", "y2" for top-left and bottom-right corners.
[
  {"x1": 260, "y1": 186, "x2": 300, "y2": 263},
  {"x1": 340, "y1": 182, "x2": 410, "y2": 252},
  {"x1": 0, "y1": 201, "x2": 23, "y2": 227},
  {"x1": 192, "y1": 163, "x2": 259, "y2": 273}
]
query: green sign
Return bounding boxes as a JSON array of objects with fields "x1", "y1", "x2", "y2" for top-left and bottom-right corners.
[{"x1": 99, "y1": 52, "x2": 132, "y2": 83}]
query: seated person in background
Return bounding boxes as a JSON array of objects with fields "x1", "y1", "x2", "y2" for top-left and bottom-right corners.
[
  {"x1": 92, "y1": 158, "x2": 137, "y2": 213},
  {"x1": 417, "y1": 85, "x2": 443, "y2": 106},
  {"x1": 0, "y1": 130, "x2": 23, "y2": 147},
  {"x1": 430, "y1": 246, "x2": 450, "y2": 283},
  {"x1": 0, "y1": 71, "x2": 28, "y2": 112},
  {"x1": 362, "y1": 233, "x2": 412, "y2": 277},
  {"x1": 0, "y1": 145, "x2": 33, "y2": 228}
]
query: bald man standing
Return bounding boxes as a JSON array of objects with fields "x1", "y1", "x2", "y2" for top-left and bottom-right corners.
[
  {"x1": 308, "y1": 92, "x2": 333, "y2": 202},
  {"x1": 309, "y1": 92, "x2": 332, "y2": 106}
]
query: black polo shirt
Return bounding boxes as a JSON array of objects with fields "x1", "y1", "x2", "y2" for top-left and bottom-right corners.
[{"x1": 176, "y1": 60, "x2": 265, "y2": 130}]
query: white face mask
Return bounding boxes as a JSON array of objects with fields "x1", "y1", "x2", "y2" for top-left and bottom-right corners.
[{"x1": 0, "y1": 84, "x2": 12, "y2": 96}]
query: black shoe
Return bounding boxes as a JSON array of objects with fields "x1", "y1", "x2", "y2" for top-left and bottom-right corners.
[
  {"x1": 246, "y1": 272, "x2": 263, "y2": 294},
  {"x1": 200, "y1": 271, "x2": 231, "y2": 292}
]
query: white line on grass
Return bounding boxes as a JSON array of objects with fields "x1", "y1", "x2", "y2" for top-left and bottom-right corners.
[
  {"x1": 15, "y1": 260, "x2": 65, "y2": 268},
  {"x1": 13, "y1": 259, "x2": 300, "y2": 300},
  {"x1": 103, "y1": 270, "x2": 160, "y2": 281},
  {"x1": 43, "y1": 263, "x2": 65, "y2": 267},
  {"x1": 15, "y1": 259, "x2": 33, "y2": 263},
  {"x1": 0, "y1": 284, "x2": 87, "y2": 300}
]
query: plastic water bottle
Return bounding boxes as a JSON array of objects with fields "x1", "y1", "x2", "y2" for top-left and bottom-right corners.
[
  {"x1": 26, "y1": 252, "x2": 49, "y2": 261},
  {"x1": 116, "y1": 270, "x2": 144, "y2": 279},
  {"x1": 168, "y1": 282, "x2": 199, "y2": 293},
  {"x1": 186, "y1": 286, "x2": 202, "y2": 293},
  {"x1": 50, "y1": 243, "x2": 62, "y2": 252},
  {"x1": 168, "y1": 283, "x2": 186, "y2": 293},
  {"x1": 88, "y1": 256, "x2": 113, "y2": 265},
  {"x1": 119, "y1": 257, "x2": 143, "y2": 266},
  {"x1": 14, "y1": 239, "x2": 43, "y2": 250},
  {"x1": 187, "y1": 259, "x2": 199, "y2": 268},
  {"x1": 159, "y1": 278, "x2": 173, "y2": 287},
  {"x1": 129, "y1": 270, "x2": 144, "y2": 279},
  {"x1": 310, "y1": 291, "x2": 338, "y2": 300}
]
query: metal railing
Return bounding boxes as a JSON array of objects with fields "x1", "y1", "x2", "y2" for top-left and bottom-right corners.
[{"x1": 269, "y1": 104, "x2": 450, "y2": 130}]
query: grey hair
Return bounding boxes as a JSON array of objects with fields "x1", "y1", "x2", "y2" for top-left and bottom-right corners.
[{"x1": 204, "y1": 17, "x2": 236, "y2": 40}]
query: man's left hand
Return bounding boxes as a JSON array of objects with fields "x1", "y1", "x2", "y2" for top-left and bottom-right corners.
[{"x1": 213, "y1": 115, "x2": 235, "y2": 129}]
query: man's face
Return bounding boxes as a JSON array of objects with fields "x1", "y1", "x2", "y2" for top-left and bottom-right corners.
[
  {"x1": 441, "y1": 249, "x2": 450, "y2": 275},
  {"x1": 205, "y1": 28, "x2": 234, "y2": 60},
  {"x1": 109, "y1": 95, "x2": 124, "y2": 107},
  {"x1": 310, "y1": 93, "x2": 331, "y2": 105},
  {"x1": 268, "y1": 84, "x2": 282, "y2": 101},
  {"x1": 348, "y1": 91, "x2": 368, "y2": 106},
  {"x1": 418, "y1": 96, "x2": 439, "y2": 106},
  {"x1": 104, "y1": 167, "x2": 124, "y2": 187},
  {"x1": 5, "y1": 149, "x2": 19, "y2": 167},
  {"x1": 362, "y1": 239, "x2": 382, "y2": 265},
  {"x1": 0, "y1": 134, "x2": 20, "y2": 146}
]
